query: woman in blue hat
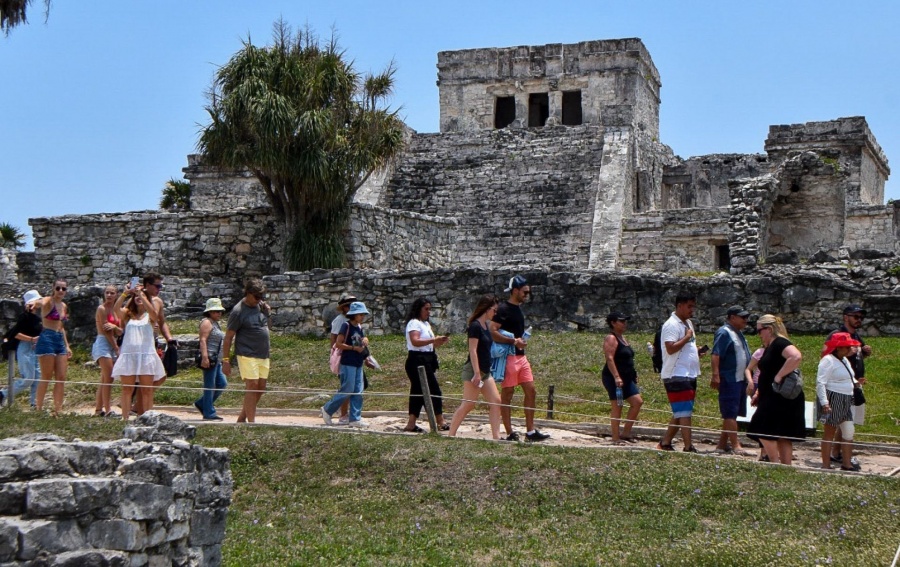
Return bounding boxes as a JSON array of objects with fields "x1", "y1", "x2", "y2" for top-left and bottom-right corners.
[{"x1": 322, "y1": 301, "x2": 371, "y2": 427}]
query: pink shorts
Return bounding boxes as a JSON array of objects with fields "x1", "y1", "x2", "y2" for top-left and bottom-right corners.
[{"x1": 502, "y1": 355, "x2": 534, "y2": 388}]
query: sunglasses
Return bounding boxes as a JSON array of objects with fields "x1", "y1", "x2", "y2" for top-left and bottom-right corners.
[
  {"x1": 152, "y1": 282, "x2": 164, "y2": 289},
  {"x1": 55, "y1": 286, "x2": 67, "y2": 292}
]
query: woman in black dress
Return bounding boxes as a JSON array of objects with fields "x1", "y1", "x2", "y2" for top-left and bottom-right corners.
[
  {"x1": 747, "y1": 314, "x2": 804, "y2": 464},
  {"x1": 601, "y1": 312, "x2": 643, "y2": 444}
]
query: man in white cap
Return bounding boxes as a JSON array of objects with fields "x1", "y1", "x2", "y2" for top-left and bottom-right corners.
[
  {"x1": 0, "y1": 290, "x2": 43, "y2": 407},
  {"x1": 490, "y1": 275, "x2": 550, "y2": 442}
]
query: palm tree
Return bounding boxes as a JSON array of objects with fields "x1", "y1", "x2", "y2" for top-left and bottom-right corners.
[
  {"x1": 159, "y1": 178, "x2": 191, "y2": 210},
  {"x1": 198, "y1": 20, "x2": 405, "y2": 271},
  {"x1": 1, "y1": 0, "x2": 50, "y2": 35},
  {"x1": 0, "y1": 222, "x2": 26, "y2": 249}
]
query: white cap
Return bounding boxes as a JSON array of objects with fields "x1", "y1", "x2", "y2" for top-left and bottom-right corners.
[{"x1": 23, "y1": 290, "x2": 40, "y2": 304}]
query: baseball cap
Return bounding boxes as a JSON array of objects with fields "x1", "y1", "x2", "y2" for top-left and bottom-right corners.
[
  {"x1": 726, "y1": 305, "x2": 750, "y2": 318},
  {"x1": 606, "y1": 312, "x2": 631, "y2": 324},
  {"x1": 338, "y1": 294, "x2": 358, "y2": 306},
  {"x1": 843, "y1": 304, "x2": 867, "y2": 317},
  {"x1": 504, "y1": 275, "x2": 528, "y2": 293}
]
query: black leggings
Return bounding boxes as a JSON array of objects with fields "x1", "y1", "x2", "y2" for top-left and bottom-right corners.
[{"x1": 405, "y1": 352, "x2": 442, "y2": 417}]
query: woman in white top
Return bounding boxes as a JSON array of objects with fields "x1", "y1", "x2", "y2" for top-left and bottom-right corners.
[
  {"x1": 111, "y1": 283, "x2": 165, "y2": 420},
  {"x1": 403, "y1": 297, "x2": 449, "y2": 432},
  {"x1": 816, "y1": 332, "x2": 861, "y2": 471}
]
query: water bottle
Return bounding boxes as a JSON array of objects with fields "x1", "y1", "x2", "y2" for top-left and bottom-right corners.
[
  {"x1": 523, "y1": 326, "x2": 532, "y2": 341},
  {"x1": 646, "y1": 342, "x2": 654, "y2": 356},
  {"x1": 615, "y1": 387, "x2": 624, "y2": 407}
]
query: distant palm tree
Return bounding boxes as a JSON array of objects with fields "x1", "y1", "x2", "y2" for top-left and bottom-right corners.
[
  {"x1": 0, "y1": 0, "x2": 51, "y2": 35},
  {"x1": 160, "y1": 178, "x2": 191, "y2": 210},
  {"x1": 0, "y1": 222, "x2": 26, "y2": 249}
]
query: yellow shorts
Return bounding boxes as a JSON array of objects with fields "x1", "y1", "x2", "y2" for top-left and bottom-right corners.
[{"x1": 236, "y1": 355, "x2": 270, "y2": 381}]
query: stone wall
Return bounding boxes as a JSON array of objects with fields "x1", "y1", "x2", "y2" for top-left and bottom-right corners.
[
  {"x1": 618, "y1": 208, "x2": 730, "y2": 272},
  {"x1": 661, "y1": 154, "x2": 770, "y2": 210},
  {"x1": 379, "y1": 125, "x2": 607, "y2": 269},
  {"x1": 0, "y1": 413, "x2": 232, "y2": 566},
  {"x1": 29, "y1": 208, "x2": 283, "y2": 289},
  {"x1": 182, "y1": 155, "x2": 270, "y2": 211},
  {"x1": 346, "y1": 203, "x2": 458, "y2": 271},
  {"x1": 0, "y1": 248, "x2": 17, "y2": 285},
  {"x1": 262, "y1": 261, "x2": 900, "y2": 337},
  {"x1": 844, "y1": 204, "x2": 900, "y2": 255}
]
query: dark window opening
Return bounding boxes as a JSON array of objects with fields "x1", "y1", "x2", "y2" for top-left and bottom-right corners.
[
  {"x1": 494, "y1": 96, "x2": 516, "y2": 129},
  {"x1": 716, "y1": 244, "x2": 731, "y2": 271},
  {"x1": 561, "y1": 90, "x2": 582, "y2": 126},
  {"x1": 528, "y1": 93, "x2": 549, "y2": 127}
]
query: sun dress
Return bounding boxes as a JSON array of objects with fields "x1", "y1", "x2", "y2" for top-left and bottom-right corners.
[{"x1": 111, "y1": 313, "x2": 166, "y2": 382}]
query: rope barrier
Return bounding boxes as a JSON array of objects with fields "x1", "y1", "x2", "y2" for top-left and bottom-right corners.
[{"x1": 8, "y1": 376, "x2": 900, "y2": 450}]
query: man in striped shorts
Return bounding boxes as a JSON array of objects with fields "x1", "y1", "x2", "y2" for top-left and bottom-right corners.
[{"x1": 657, "y1": 291, "x2": 702, "y2": 453}]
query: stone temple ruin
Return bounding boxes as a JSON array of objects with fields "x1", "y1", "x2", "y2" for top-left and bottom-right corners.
[{"x1": 2, "y1": 38, "x2": 900, "y2": 337}]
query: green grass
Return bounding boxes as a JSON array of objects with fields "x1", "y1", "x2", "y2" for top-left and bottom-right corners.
[
  {"x1": 3, "y1": 327, "x2": 899, "y2": 439},
  {"x1": 0, "y1": 410, "x2": 898, "y2": 566}
]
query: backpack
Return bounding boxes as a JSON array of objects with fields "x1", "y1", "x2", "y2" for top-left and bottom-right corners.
[{"x1": 651, "y1": 326, "x2": 663, "y2": 373}]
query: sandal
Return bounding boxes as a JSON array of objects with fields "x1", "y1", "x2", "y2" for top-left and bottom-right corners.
[
  {"x1": 619, "y1": 436, "x2": 637, "y2": 444},
  {"x1": 683, "y1": 446, "x2": 699, "y2": 453},
  {"x1": 403, "y1": 426, "x2": 425, "y2": 433},
  {"x1": 656, "y1": 443, "x2": 675, "y2": 451},
  {"x1": 438, "y1": 424, "x2": 450, "y2": 431}
]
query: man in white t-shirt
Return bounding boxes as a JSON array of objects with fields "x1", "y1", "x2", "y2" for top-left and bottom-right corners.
[{"x1": 657, "y1": 291, "x2": 702, "y2": 453}]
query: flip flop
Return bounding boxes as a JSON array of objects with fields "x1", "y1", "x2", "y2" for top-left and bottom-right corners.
[
  {"x1": 439, "y1": 424, "x2": 450, "y2": 431},
  {"x1": 403, "y1": 426, "x2": 425, "y2": 433}
]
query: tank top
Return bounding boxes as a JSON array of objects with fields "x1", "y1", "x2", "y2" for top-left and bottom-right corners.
[
  {"x1": 602, "y1": 335, "x2": 637, "y2": 382},
  {"x1": 204, "y1": 319, "x2": 225, "y2": 359}
]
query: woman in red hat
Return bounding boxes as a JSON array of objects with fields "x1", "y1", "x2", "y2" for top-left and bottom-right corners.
[{"x1": 816, "y1": 332, "x2": 862, "y2": 471}]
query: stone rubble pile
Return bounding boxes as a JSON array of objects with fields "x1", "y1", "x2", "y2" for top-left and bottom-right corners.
[{"x1": 0, "y1": 412, "x2": 232, "y2": 566}]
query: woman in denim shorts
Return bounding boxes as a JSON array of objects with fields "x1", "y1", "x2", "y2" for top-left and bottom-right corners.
[{"x1": 34, "y1": 279, "x2": 73, "y2": 416}]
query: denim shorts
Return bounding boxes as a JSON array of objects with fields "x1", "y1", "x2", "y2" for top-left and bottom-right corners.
[
  {"x1": 35, "y1": 329, "x2": 67, "y2": 356},
  {"x1": 91, "y1": 335, "x2": 117, "y2": 361}
]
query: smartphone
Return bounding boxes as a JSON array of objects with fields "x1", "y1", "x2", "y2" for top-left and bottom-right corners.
[
  {"x1": 698, "y1": 345, "x2": 710, "y2": 355},
  {"x1": 130, "y1": 276, "x2": 140, "y2": 289}
]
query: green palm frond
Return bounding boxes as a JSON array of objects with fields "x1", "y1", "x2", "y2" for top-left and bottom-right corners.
[{"x1": 0, "y1": 222, "x2": 26, "y2": 249}]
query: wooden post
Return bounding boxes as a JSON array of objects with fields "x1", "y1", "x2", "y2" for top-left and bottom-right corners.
[
  {"x1": 4, "y1": 350, "x2": 14, "y2": 410},
  {"x1": 417, "y1": 365, "x2": 439, "y2": 434},
  {"x1": 547, "y1": 384, "x2": 555, "y2": 419}
]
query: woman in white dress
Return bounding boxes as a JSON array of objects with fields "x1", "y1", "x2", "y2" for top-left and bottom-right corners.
[{"x1": 111, "y1": 284, "x2": 165, "y2": 420}]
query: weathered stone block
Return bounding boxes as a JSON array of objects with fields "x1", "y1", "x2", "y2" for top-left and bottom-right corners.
[
  {"x1": 86, "y1": 519, "x2": 146, "y2": 551},
  {"x1": 119, "y1": 484, "x2": 174, "y2": 521},
  {"x1": 27, "y1": 479, "x2": 78, "y2": 516},
  {"x1": 16, "y1": 518, "x2": 85, "y2": 561},
  {"x1": 189, "y1": 508, "x2": 227, "y2": 546}
]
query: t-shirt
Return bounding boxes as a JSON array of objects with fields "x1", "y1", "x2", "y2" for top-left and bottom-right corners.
[
  {"x1": 493, "y1": 300, "x2": 526, "y2": 356},
  {"x1": 330, "y1": 314, "x2": 348, "y2": 336},
  {"x1": 712, "y1": 323, "x2": 750, "y2": 382},
  {"x1": 467, "y1": 320, "x2": 493, "y2": 374},
  {"x1": 338, "y1": 322, "x2": 366, "y2": 368},
  {"x1": 227, "y1": 300, "x2": 270, "y2": 359},
  {"x1": 406, "y1": 319, "x2": 435, "y2": 352},
  {"x1": 660, "y1": 312, "x2": 700, "y2": 380}
]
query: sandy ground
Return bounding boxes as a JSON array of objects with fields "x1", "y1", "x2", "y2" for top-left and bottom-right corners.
[{"x1": 73, "y1": 404, "x2": 900, "y2": 478}]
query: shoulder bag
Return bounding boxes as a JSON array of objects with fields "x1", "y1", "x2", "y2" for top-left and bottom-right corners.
[
  {"x1": 772, "y1": 368, "x2": 803, "y2": 400},
  {"x1": 330, "y1": 324, "x2": 352, "y2": 375}
]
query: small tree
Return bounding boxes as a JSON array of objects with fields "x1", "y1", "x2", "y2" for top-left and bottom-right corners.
[
  {"x1": 198, "y1": 20, "x2": 405, "y2": 270},
  {"x1": 0, "y1": 222, "x2": 26, "y2": 249},
  {"x1": 160, "y1": 178, "x2": 192, "y2": 210}
]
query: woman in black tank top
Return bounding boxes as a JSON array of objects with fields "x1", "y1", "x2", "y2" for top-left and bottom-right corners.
[{"x1": 601, "y1": 312, "x2": 644, "y2": 444}]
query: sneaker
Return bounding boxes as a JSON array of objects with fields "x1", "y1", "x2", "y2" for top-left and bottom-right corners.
[
  {"x1": 203, "y1": 415, "x2": 224, "y2": 421},
  {"x1": 347, "y1": 420, "x2": 368, "y2": 428},
  {"x1": 105, "y1": 411, "x2": 119, "y2": 419},
  {"x1": 503, "y1": 432, "x2": 521, "y2": 442},
  {"x1": 525, "y1": 430, "x2": 550, "y2": 442},
  {"x1": 321, "y1": 406, "x2": 333, "y2": 426},
  {"x1": 338, "y1": 415, "x2": 350, "y2": 425},
  {"x1": 193, "y1": 401, "x2": 203, "y2": 414},
  {"x1": 850, "y1": 456, "x2": 860, "y2": 467}
]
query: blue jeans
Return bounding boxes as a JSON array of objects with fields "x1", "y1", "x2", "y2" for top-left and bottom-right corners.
[
  {"x1": 2, "y1": 341, "x2": 41, "y2": 406},
  {"x1": 195, "y1": 363, "x2": 227, "y2": 418},
  {"x1": 323, "y1": 364, "x2": 363, "y2": 421}
]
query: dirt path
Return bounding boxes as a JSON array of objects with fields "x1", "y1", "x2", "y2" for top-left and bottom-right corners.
[{"x1": 75, "y1": 405, "x2": 900, "y2": 478}]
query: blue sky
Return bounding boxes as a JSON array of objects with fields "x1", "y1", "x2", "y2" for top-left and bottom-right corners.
[{"x1": 3, "y1": 1, "x2": 898, "y2": 249}]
